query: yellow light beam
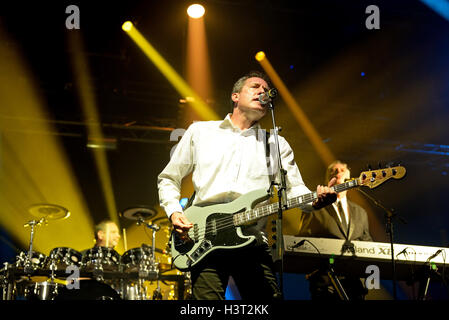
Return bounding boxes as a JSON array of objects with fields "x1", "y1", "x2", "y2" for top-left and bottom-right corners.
[
  {"x1": 256, "y1": 51, "x2": 336, "y2": 165},
  {"x1": 122, "y1": 21, "x2": 219, "y2": 121},
  {"x1": 68, "y1": 31, "x2": 120, "y2": 234},
  {"x1": 0, "y1": 29, "x2": 94, "y2": 255},
  {"x1": 186, "y1": 14, "x2": 214, "y2": 122}
]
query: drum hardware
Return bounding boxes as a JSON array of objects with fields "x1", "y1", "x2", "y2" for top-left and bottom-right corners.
[
  {"x1": 152, "y1": 281, "x2": 163, "y2": 300},
  {"x1": 28, "y1": 280, "x2": 60, "y2": 300},
  {"x1": 120, "y1": 205, "x2": 167, "y2": 299},
  {"x1": 1, "y1": 262, "x2": 16, "y2": 300},
  {"x1": 120, "y1": 206, "x2": 157, "y2": 222},
  {"x1": 81, "y1": 246, "x2": 121, "y2": 283},
  {"x1": 22, "y1": 204, "x2": 70, "y2": 276},
  {"x1": 23, "y1": 218, "x2": 46, "y2": 275},
  {"x1": 1, "y1": 203, "x2": 189, "y2": 300},
  {"x1": 92, "y1": 266, "x2": 105, "y2": 282}
]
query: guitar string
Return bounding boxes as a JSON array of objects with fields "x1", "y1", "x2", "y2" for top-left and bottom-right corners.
[
  {"x1": 182, "y1": 194, "x2": 317, "y2": 239},
  {"x1": 182, "y1": 190, "x2": 332, "y2": 238},
  {"x1": 183, "y1": 197, "x2": 299, "y2": 237}
]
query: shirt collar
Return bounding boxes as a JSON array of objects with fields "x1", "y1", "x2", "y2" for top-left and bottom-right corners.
[
  {"x1": 219, "y1": 113, "x2": 261, "y2": 132},
  {"x1": 334, "y1": 196, "x2": 348, "y2": 208}
]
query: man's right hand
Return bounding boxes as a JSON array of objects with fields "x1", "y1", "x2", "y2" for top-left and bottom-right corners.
[{"x1": 170, "y1": 211, "x2": 193, "y2": 235}]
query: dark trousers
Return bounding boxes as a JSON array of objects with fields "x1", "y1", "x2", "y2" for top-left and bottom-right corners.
[{"x1": 190, "y1": 244, "x2": 281, "y2": 300}]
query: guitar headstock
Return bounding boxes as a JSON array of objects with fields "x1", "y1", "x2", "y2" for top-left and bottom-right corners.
[{"x1": 357, "y1": 166, "x2": 406, "y2": 189}]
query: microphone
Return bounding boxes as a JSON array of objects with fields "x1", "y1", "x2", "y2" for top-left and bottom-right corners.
[{"x1": 258, "y1": 88, "x2": 278, "y2": 104}]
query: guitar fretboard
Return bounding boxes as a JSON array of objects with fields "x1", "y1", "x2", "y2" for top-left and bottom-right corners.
[{"x1": 233, "y1": 179, "x2": 359, "y2": 226}]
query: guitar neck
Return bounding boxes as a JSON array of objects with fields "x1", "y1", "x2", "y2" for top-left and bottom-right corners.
[{"x1": 233, "y1": 179, "x2": 360, "y2": 226}]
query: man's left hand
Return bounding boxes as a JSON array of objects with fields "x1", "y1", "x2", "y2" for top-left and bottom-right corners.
[{"x1": 312, "y1": 177, "x2": 337, "y2": 209}]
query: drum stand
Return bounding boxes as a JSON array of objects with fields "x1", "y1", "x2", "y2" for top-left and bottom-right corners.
[
  {"x1": 327, "y1": 264, "x2": 349, "y2": 301},
  {"x1": 92, "y1": 253, "x2": 105, "y2": 282},
  {"x1": 46, "y1": 258, "x2": 59, "y2": 298},
  {"x1": 23, "y1": 218, "x2": 45, "y2": 275},
  {"x1": 1, "y1": 263, "x2": 16, "y2": 300}
]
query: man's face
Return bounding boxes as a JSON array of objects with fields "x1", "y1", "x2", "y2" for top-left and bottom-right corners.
[
  {"x1": 330, "y1": 163, "x2": 350, "y2": 184},
  {"x1": 232, "y1": 77, "x2": 270, "y2": 120},
  {"x1": 98, "y1": 222, "x2": 121, "y2": 248}
]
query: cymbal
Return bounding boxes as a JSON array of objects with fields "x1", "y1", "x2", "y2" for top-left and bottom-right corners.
[
  {"x1": 28, "y1": 204, "x2": 70, "y2": 221},
  {"x1": 121, "y1": 206, "x2": 157, "y2": 221},
  {"x1": 150, "y1": 216, "x2": 171, "y2": 228}
]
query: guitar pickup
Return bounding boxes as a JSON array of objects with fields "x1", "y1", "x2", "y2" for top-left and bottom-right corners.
[{"x1": 210, "y1": 219, "x2": 217, "y2": 236}]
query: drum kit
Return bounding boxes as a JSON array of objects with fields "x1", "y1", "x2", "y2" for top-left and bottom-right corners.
[{"x1": 0, "y1": 204, "x2": 191, "y2": 300}]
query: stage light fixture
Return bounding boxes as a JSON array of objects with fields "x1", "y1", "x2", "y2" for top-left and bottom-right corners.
[
  {"x1": 187, "y1": 4, "x2": 205, "y2": 19},
  {"x1": 122, "y1": 21, "x2": 133, "y2": 32},
  {"x1": 255, "y1": 51, "x2": 266, "y2": 62}
]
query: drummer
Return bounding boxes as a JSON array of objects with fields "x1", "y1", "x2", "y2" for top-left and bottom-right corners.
[
  {"x1": 93, "y1": 220, "x2": 121, "y2": 249},
  {"x1": 80, "y1": 220, "x2": 121, "y2": 258}
]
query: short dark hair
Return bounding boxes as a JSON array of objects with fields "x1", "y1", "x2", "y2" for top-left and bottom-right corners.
[
  {"x1": 230, "y1": 71, "x2": 271, "y2": 110},
  {"x1": 94, "y1": 220, "x2": 115, "y2": 240}
]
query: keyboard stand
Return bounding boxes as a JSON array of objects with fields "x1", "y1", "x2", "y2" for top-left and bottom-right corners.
[{"x1": 327, "y1": 264, "x2": 350, "y2": 301}]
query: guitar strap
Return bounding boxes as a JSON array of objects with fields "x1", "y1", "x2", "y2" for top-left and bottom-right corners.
[
  {"x1": 185, "y1": 191, "x2": 196, "y2": 210},
  {"x1": 264, "y1": 129, "x2": 275, "y2": 186}
]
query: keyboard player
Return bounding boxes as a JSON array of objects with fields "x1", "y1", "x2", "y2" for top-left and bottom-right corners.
[{"x1": 298, "y1": 160, "x2": 373, "y2": 300}]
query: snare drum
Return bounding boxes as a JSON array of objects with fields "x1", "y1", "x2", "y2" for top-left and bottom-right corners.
[
  {"x1": 81, "y1": 247, "x2": 121, "y2": 271},
  {"x1": 48, "y1": 247, "x2": 82, "y2": 270}
]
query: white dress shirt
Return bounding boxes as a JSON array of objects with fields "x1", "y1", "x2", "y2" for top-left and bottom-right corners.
[
  {"x1": 157, "y1": 114, "x2": 312, "y2": 219},
  {"x1": 332, "y1": 196, "x2": 350, "y2": 225}
]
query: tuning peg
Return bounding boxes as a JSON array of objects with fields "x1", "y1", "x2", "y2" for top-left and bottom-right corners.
[
  {"x1": 367, "y1": 164, "x2": 372, "y2": 171},
  {"x1": 378, "y1": 162, "x2": 382, "y2": 169}
]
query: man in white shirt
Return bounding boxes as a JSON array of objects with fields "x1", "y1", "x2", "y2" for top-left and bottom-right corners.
[{"x1": 158, "y1": 71, "x2": 337, "y2": 300}]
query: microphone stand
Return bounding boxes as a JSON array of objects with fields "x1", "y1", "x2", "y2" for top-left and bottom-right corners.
[
  {"x1": 357, "y1": 188, "x2": 407, "y2": 300},
  {"x1": 267, "y1": 98, "x2": 287, "y2": 298}
]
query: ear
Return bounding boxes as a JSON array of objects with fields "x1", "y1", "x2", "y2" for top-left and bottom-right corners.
[
  {"x1": 344, "y1": 169, "x2": 351, "y2": 180},
  {"x1": 97, "y1": 230, "x2": 104, "y2": 240},
  {"x1": 231, "y1": 92, "x2": 239, "y2": 104}
]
